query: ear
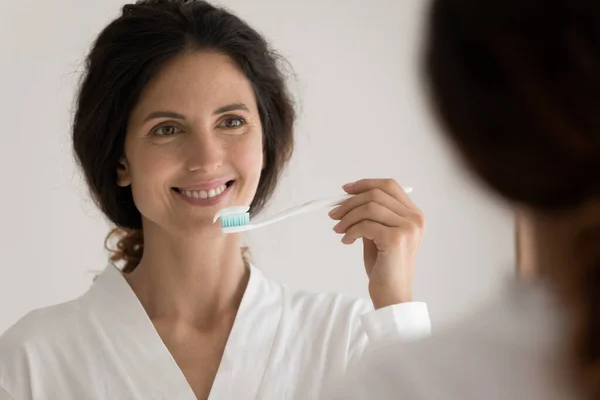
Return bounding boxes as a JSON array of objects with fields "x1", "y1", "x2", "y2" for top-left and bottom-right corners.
[{"x1": 116, "y1": 158, "x2": 131, "y2": 187}]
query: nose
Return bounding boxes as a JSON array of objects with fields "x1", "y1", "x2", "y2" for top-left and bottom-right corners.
[{"x1": 184, "y1": 129, "x2": 223, "y2": 173}]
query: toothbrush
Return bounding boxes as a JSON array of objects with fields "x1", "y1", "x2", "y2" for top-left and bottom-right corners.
[{"x1": 213, "y1": 186, "x2": 413, "y2": 234}]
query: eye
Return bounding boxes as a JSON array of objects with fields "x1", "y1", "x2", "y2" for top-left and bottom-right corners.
[
  {"x1": 218, "y1": 116, "x2": 246, "y2": 129},
  {"x1": 152, "y1": 124, "x2": 181, "y2": 137}
]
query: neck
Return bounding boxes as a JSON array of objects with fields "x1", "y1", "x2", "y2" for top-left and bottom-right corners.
[
  {"x1": 516, "y1": 211, "x2": 538, "y2": 279},
  {"x1": 516, "y1": 198, "x2": 600, "y2": 280},
  {"x1": 125, "y1": 221, "x2": 249, "y2": 327}
]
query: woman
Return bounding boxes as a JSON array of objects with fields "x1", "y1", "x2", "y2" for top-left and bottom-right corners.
[
  {"x1": 0, "y1": 1, "x2": 430, "y2": 399},
  {"x1": 340, "y1": 0, "x2": 599, "y2": 399}
]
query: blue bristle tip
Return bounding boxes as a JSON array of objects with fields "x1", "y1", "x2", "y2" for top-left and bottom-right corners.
[{"x1": 220, "y1": 213, "x2": 250, "y2": 228}]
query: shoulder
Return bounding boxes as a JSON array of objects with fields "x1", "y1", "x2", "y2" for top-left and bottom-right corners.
[
  {"x1": 339, "y1": 307, "x2": 501, "y2": 400},
  {"x1": 340, "y1": 282, "x2": 563, "y2": 400},
  {"x1": 0, "y1": 298, "x2": 84, "y2": 348},
  {"x1": 0, "y1": 298, "x2": 87, "y2": 392}
]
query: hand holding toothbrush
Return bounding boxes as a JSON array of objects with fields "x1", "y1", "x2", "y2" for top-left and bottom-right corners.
[
  {"x1": 213, "y1": 178, "x2": 421, "y2": 309},
  {"x1": 329, "y1": 179, "x2": 425, "y2": 309}
]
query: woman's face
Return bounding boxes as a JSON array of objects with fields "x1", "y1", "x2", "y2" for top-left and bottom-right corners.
[{"x1": 118, "y1": 51, "x2": 264, "y2": 235}]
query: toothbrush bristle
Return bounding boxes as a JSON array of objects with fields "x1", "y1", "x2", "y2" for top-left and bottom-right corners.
[{"x1": 220, "y1": 213, "x2": 250, "y2": 228}]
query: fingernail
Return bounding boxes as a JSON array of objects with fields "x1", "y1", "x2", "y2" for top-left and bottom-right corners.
[
  {"x1": 332, "y1": 222, "x2": 340, "y2": 232},
  {"x1": 328, "y1": 207, "x2": 339, "y2": 217},
  {"x1": 342, "y1": 182, "x2": 354, "y2": 190}
]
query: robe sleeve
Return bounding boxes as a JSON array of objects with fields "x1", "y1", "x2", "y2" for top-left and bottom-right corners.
[
  {"x1": 345, "y1": 301, "x2": 431, "y2": 375},
  {"x1": 360, "y1": 302, "x2": 431, "y2": 343}
]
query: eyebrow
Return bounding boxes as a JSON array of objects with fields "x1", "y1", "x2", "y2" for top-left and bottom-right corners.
[
  {"x1": 143, "y1": 103, "x2": 250, "y2": 122},
  {"x1": 213, "y1": 103, "x2": 249, "y2": 115},
  {"x1": 144, "y1": 111, "x2": 186, "y2": 122}
]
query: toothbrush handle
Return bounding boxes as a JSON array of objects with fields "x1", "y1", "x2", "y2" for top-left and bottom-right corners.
[
  {"x1": 245, "y1": 186, "x2": 412, "y2": 231},
  {"x1": 252, "y1": 194, "x2": 352, "y2": 229}
]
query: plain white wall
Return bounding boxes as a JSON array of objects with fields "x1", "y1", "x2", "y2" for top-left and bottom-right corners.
[{"x1": 0, "y1": 0, "x2": 514, "y2": 334}]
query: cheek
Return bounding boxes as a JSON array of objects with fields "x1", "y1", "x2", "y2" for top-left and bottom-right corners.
[
  {"x1": 126, "y1": 144, "x2": 178, "y2": 211},
  {"x1": 231, "y1": 135, "x2": 263, "y2": 182},
  {"x1": 130, "y1": 151, "x2": 172, "y2": 186}
]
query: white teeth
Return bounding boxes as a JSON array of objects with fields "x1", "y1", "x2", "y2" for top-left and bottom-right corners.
[
  {"x1": 214, "y1": 184, "x2": 227, "y2": 195},
  {"x1": 181, "y1": 184, "x2": 228, "y2": 200}
]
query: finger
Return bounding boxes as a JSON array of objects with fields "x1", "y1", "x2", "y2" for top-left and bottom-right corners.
[
  {"x1": 343, "y1": 178, "x2": 417, "y2": 209},
  {"x1": 329, "y1": 188, "x2": 410, "y2": 221},
  {"x1": 341, "y1": 220, "x2": 417, "y2": 249},
  {"x1": 340, "y1": 220, "x2": 378, "y2": 244},
  {"x1": 333, "y1": 202, "x2": 404, "y2": 234},
  {"x1": 340, "y1": 220, "x2": 400, "y2": 246}
]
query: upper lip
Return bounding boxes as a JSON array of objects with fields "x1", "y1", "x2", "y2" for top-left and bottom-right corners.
[{"x1": 174, "y1": 179, "x2": 233, "y2": 191}]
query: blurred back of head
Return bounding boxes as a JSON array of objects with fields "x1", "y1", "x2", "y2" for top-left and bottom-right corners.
[{"x1": 424, "y1": 0, "x2": 600, "y2": 397}]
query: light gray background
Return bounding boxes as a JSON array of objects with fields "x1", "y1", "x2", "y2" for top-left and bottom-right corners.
[{"x1": 0, "y1": 0, "x2": 514, "y2": 334}]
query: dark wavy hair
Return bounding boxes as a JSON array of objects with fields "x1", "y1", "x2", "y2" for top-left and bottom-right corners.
[
  {"x1": 73, "y1": 0, "x2": 295, "y2": 273},
  {"x1": 425, "y1": 0, "x2": 600, "y2": 398}
]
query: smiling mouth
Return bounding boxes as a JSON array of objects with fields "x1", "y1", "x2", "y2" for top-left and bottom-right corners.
[{"x1": 172, "y1": 180, "x2": 235, "y2": 200}]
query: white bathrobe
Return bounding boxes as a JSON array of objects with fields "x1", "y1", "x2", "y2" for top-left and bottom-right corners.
[{"x1": 0, "y1": 264, "x2": 430, "y2": 400}]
